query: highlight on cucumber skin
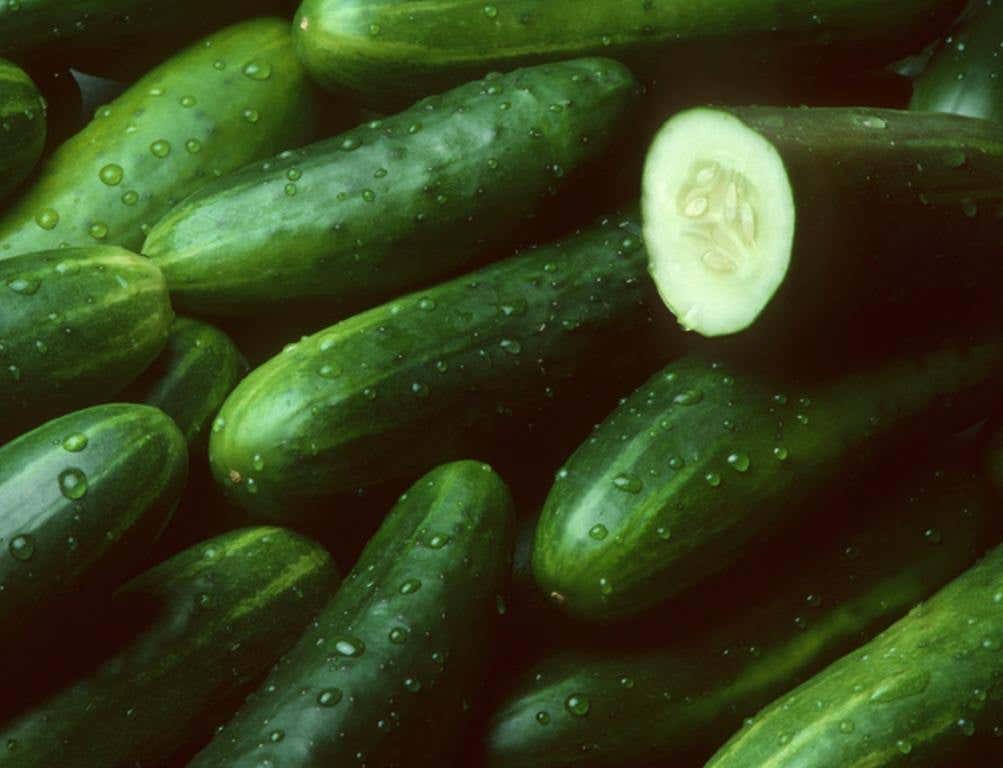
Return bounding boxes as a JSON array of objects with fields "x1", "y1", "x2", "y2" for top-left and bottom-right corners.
[{"x1": 642, "y1": 108, "x2": 796, "y2": 338}]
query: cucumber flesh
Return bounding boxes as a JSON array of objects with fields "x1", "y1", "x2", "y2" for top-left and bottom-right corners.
[{"x1": 643, "y1": 108, "x2": 795, "y2": 336}]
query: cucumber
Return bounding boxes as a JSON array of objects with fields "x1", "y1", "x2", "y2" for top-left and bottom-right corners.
[
  {"x1": 187, "y1": 461, "x2": 513, "y2": 768},
  {"x1": 0, "y1": 58, "x2": 45, "y2": 201},
  {"x1": 0, "y1": 404, "x2": 186, "y2": 647},
  {"x1": 0, "y1": 526, "x2": 338, "y2": 768},
  {"x1": 641, "y1": 107, "x2": 1003, "y2": 343},
  {"x1": 0, "y1": 18, "x2": 319, "y2": 259},
  {"x1": 0, "y1": 0, "x2": 293, "y2": 77},
  {"x1": 911, "y1": 0, "x2": 1003, "y2": 121},
  {"x1": 123, "y1": 317, "x2": 248, "y2": 457},
  {"x1": 142, "y1": 58, "x2": 639, "y2": 316},
  {"x1": 208, "y1": 210, "x2": 679, "y2": 521},
  {"x1": 533, "y1": 339, "x2": 1003, "y2": 621},
  {"x1": 292, "y1": 0, "x2": 959, "y2": 106},
  {"x1": 487, "y1": 444, "x2": 996, "y2": 768},
  {"x1": 705, "y1": 541, "x2": 1003, "y2": 767},
  {"x1": 0, "y1": 246, "x2": 173, "y2": 441}
]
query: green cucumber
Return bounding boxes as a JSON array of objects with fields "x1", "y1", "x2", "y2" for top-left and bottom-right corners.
[
  {"x1": 208, "y1": 210, "x2": 679, "y2": 522},
  {"x1": 0, "y1": 403, "x2": 186, "y2": 647},
  {"x1": 123, "y1": 317, "x2": 248, "y2": 457},
  {"x1": 0, "y1": 18, "x2": 319, "y2": 259},
  {"x1": 0, "y1": 0, "x2": 293, "y2": 76},
  {"x1": 0, "y1": 58, "x2": 45, "y2": 201},
  {"x1": 705, "y1": 541, "x2": 1003, "y2": 767},
  {"x1": 292, "y1": 0, "x2": 959, "y2": 106},
  {"x1": 143, "y1": 58, "x2": 639, "y2": 316},
  {"x1": 533, "y1": 339, "x2": 1003, "y2": 621},
  {"x1": 188, "y1": 461, "x2": 513, "y2": 768},
  {"x1": 0, "y1": 246, "x2": 173, "y2": 441},
  {"x1": 488, "y1": 444, "x2": 996, "y2": 767},
  {"x1": 641, "y1": 107, "x2": 1003, "y2": 343},
  {"x1": 0, "y1": 526, "x2": 338, "y2": 768},
  {"x1": 911, "y1": 0, "x2": 1003, "y2": 121}
]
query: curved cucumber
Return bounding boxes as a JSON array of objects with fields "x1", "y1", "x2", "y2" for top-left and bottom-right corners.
[
  {"x1": 188, "y1": 461, "x2": 513, "y2": 768},
  {"x1": 0, "y1": 527, "x2": 338, "y2": 768},
  {"x1": 0, "y1": 58, "x2": 45, "y2": 201},
  {"x1": 143, "y1": 58, "x2": 638, "y2": 316},
  {"x1": 0, "y1": 404, "x2": 186, "y2": 647},
  {"x1": 533, "y1": 339, "x2": 1003, "y2": 620},
  {"x1": 0, "y1": 18, "x2": 319, "y2": 259},
  {"x1": 911, "y1": 0, "x2": 1003, "y2": 121},
  {"x1": 488, "y1": 445, "x2": 995, "y2": 767},
  {"x1": 642, "y1": 107, "x2": 1003, "y2": 343},
  {"x1": 293, "y1": 0, "x2": 958, "y2": 105},
  {"x1": 706, "y1": 539, "x2": 1003, "y2": 767},
  {"x1": 0, "y1": 246, "x2": 173, "y2": 441},
  {"x1": 123, "y1": 317, "x2": 247, "y2": 457},
  {"x1": 209, "y1": 210, "x2": 678, "y2": 521}
]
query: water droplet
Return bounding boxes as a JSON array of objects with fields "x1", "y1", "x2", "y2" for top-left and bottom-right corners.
[
  {"x1": 35, "y1": 208, "x2": 59, "y2": 229},
  {"x1": 924, "y1": 528, "x2": 943, "y2": 545},
  {"x1": 362, "y1": 189, "x2": 376, "y2": 202},
  {"x1": 896, "y1": 739, "x2": 912, "y2": 755},
  {"x1": 62, "y1": 434, "x2": 88, "y2": 452},
  {"x1": 620, "y1": 676, "x2": 635, "y2": 689},
  {"x1": 673, "y1": 389, "x2": 703, "y2": 406},
  {"x1": 705, "y1": 472, "x2": 721, "y2": 487},
  {"x1": 242, "y1": 60, "x2": 273, "y2": 80},
  {"x1": 121, "y1": 190, "x2": 139, "y2": 206},
  {"x1": 59, "y1": 468, "x2": 88, "y2": 500},
  {"x1": 839, "y1": 720, "x2": 854, "y2": 734},
  {"x1": 612, "y1": 473, "x2": 642, "y2": 493},
  {"x1": 499, "y1": 339, "x2": 522, "y2": 355},
  {"x1": 89, "y1": 222, "x2": 108, "y2": 240},
  {"x1": 403, "y1": 677, "x2": 422, "y2": 693},
  {"x1": 727, "y1": 452, "x2": 750, "y2": 472},
  {"x1": 179, "y1": 95, "x2": 197, "y2": 108},
  {"x1": 318, "y1": 364, "x2": 341, "y2": 379},
  {"x1": 483, "y1": 4, "x2": 498, "y2": 18},
  {"x1": 400, "y1": 578, "x2": 422, "y2": 594},
  {"x1": 565, "y1": 694, "x2": 590, "y2": 717},
  {"x1": 589, "y1": 523, "x2": 608, "y2": 541},
  {"x1": 773, "y1": 446, "x2": 789, "y2": 461},
  {"x1": 598, "y1": 577, "x2": 613, "y2": 595},
  {"x1": 8, "y1": 535, "x2": 34, "y2": 561},
  {"x1": 425, "y1": 533, "x2": 450, "y2": 549},
  {"x1": 332, "y1": 637, "x2": 365, "y2": 657},
  {"x1": 242, "y1": 108, "x2": 259, "y2": 124},
  {"x1": 958, "y1": 717, "x2": 976, "y2": 736},
  {"x1": 535, "y1": 711, "x2": 551, "y2": 725},
  {"x1": 857, "y1": 115, "x2": 887, "y2": 129},
  {"x1": 317, "y1": 688, "x2": 343, "y2": 707},
  {"x1": 99, "y1": 164, "x2": 123, "y2": 186},
  {"x1": 185, "y1": 139, "x2": 202, "y2": 153},
  {"x1": 388, "y1": 627, "x2": 408, "y2": 644},
  {"x1": 8, "y1": 277, "x2": 39, "y2": 295},
  {"x1": 269, "y1": 730, "x2": 284, "y2": 743},
  {"x1": 150, "y1": 140, "x2": 171, "y2": 158}
]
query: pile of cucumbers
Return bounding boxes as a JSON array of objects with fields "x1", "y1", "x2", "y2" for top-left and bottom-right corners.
[{"x1": 4, "y1": 0, "x2": 1003, "y2": 766}]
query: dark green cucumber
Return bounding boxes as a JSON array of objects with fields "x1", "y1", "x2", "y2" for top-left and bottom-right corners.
[
  {"x1": 0, "y1": 58, "x2": 45, "y2": 201},
  {"x1": 188, "y1": 461, "x2": 513, "y2": 768},
  {"x1": 123, "y1": 317, "x2": 247, "y2": 457},
  {"x1": 533, "y1": 339, "x2": 1003, "y2": 621},
  {"x1": 705, "y1": 540, "x2": 1003, "y2": 767},
  {"x1": 0, "y1": 246, "x2": 173, "y2": 440},
  {"x1": 911, "y1": 0, "x2": 1003, "y2": 121},
  {"x1": 143, "y1": 58, "x2": 639, "y2": 316},
  {"x1": 0, "y1": 404, "x2": 186, "y2": 646},
  {"x1": 293, "y1": 0, "x2": 959, "y2": 105},
  {"x1": 0, "y1": 526, "x2": 338, "y2": 768},
  {"x1": 642, "y1": 107, "x2": 1003, "y2": 346},
  {"x1": 208, "y1": 211, "x2": 680, "y2": 522},
  {"x1": 0, "y1": 18, "x2": 319, "y2": 258},
  {"x1": 488, "y1": 444, "x2": 996, "y2": 768},
  {"x1": 0, "y1": 0, "x2": 293, "y2": 77}
]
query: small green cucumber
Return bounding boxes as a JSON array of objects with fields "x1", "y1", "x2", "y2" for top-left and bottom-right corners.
[
  {"x1": 187, "y1": 461, "x2": 513, "y2": 768},
  {"x1": 0, "y1": 526, "x2": 338, "y2": 768}
]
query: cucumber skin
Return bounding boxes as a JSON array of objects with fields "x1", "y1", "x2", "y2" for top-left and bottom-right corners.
[
  {"x1": 293, "y1": 0, "x2": 959, "y2": 106},
  {"x1": 488, "y1": 451, "x2": 995, "y2": 768},
  {"x1": 142, "y1": 58, "x2": 639, "y2": 316},
  {"x1": 0, "y1": 18, "x2": 319, "y2": 259},
  {"x1": 0, "y1": 58, "x2": 45, "y2": 202},
  {"x1": 647, "y1": 107, "x2": 1003, "y2": 349},
  {"x1": 188, "y1": 461, "x2": 513, "y2": 768},
  {"x1": 911, "y1": 0, "x2": 1003, "y2": 121},
  {"x1": 0, "y1": 404, "x2": 186, "y2": 646},
  {"x1": 533, "y1": 340, "x2": 1003, "y2": 621},
  {"x1": 123, "y1": 317, "x2": 248, "y2": 458},
  {"x1": 0, "y1": 246, "x2": 173, "y2": 441},
  {"x1": 0, "y1": 526, "x2": 338, "y2": 768},
  {"x1": 208, "y1": 211, "x2": 678, "y2": 522},
  {"x1": 706, "y1": 540, "x2": 1003, "y2": 768}
]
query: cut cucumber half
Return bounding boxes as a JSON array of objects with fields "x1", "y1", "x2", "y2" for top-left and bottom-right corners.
[{"x1": 643, "y1": 108, "x2": 795, "y2": 337}]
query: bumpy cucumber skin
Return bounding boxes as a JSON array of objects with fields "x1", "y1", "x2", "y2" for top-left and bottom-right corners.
[
  {"x1": 208, "y1": 211, "x2": 677, "y2": 521},
  {"x1": 0, "y1": 404, "x2": 186, "y2": 645},
  {"x1": 533, "y1": 340, "x2": 1003, "y2": 621},
  {"x1": 0, "y1": 18, "x2": 319, "y2": 259},
  {"x1": 706, "y1": 539, "x2": 1003, "y2": 768},
  {"x1": 911, "y1": 0, "x2": 1003, "y2": 121},
  {"x1": 143, "y1": 58, "x2": 639, "y2": 316},
  {"x1": 123, "y1": 317, "x2": 248, "y2": 457},
  {"x1": 488, "y1": 451, "x2": 994, "y2": 768},
  {"x1": 0, "y1": 0, "x2": 294, "y2": 76},
  {"x1": 293, "y1": 0, "x2": 958, "y2": 105},
  {"x1": 0, "y1": 58, "x2": 45, "y2": 202},
  {"x1": 0, "y1": 526, "x2": 338, "y2": 768},
  {"x1": 0, "y1": 246, "x2": 173, "y2": 440},
  {"x1": 188, "y1": 461, "x2": 513, "y2": 768}
]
